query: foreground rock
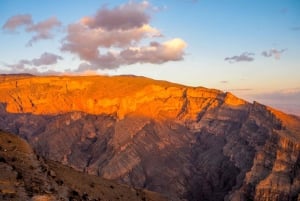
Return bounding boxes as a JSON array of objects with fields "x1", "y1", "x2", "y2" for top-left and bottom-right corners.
[
  {"x1": 0, "y1": 130, "x2": 167, "y2": 201},
  {"x1": 0, "y1": 75, "x2": 299, "y2": 200}
]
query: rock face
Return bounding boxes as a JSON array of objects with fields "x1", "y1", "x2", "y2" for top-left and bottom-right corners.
[
  {"x1": 0, "y1": 75, "x2": 299, "y2": 200},
  {"x1": 0, "y1": 130, "x2": 167, "y2": 201}
]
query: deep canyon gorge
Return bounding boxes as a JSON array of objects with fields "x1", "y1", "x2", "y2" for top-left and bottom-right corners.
[{"x1": 0, "y1": 74, "x2": 299, "y2": 201}]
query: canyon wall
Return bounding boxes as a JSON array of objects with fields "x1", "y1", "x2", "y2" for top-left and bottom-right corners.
[{"x1": 0, "y1": 75, "x2": 299, "y2": 200}]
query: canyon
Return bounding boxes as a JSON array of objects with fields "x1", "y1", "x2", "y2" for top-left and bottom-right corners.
[
  {"x1": 0, "y1": 130, "x2": 167, "y2": 201},
  {"x1": 0, "y1": 74, "x2": 299, "y2": 201}
]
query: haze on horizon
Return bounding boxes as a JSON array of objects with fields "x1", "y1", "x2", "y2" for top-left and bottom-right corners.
[{"x1": 0, "y1": 0, "x2": 299, "y2": 116}]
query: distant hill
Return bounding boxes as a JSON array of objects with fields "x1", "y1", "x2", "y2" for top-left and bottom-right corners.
[
  {"x1": 0, "y1": 73, "x2": 34, "y2": 76},
  {"x1": 0, "y1": 75, "x2": 299, "y2": 201}
]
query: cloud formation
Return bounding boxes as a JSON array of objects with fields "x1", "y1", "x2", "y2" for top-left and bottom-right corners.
[
  {"x1": 224, "y1": 52, "x2": 255, "y2": 63},
  {"x1": 2, "y1": 14, "x2": 33, "y2": 31},
  {"x1": 261, "y1": 48, "x2": 286, "y2": 59},
  {"x1": 2, "y1": 1, "x2": 186, "y2": 73},
  {"x1": 120, "y1": 39, "x2": 186, "y2": 64},
  {"x1": 26, "y1": 17, "x2": 61, "y2": 46},
  {"x1": 81, "y1": 1, "x2": 150, "y2": 30},
  {"x1": 76, "y1": 38, "x2": 186, "y2": 71},
  {"x1": 225, "y1": 48, "x2": 287, "y2": 64},
  {"x1": 31, "y1": 52, "x2": 63, "y2": 66},
  {"x1": 61, "y1": 23, "x2": 161, "y2": 61},
  {"x1": 5, "y1": 52, "x2": 63, "y2": 73},
  {"x1": 61, "y1": 1, "x2": 186, "y2": 71},
  {"x1": 2, "y1": 15, "x2": 61, "y2": 45}
]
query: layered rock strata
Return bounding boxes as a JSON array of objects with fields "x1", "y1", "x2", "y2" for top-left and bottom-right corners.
[{"x1": 0, "y1": 75, "x2": 299, "y2": 200}]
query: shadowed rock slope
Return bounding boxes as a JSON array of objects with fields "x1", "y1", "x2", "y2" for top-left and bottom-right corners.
[
  {"x1": 0, "y1": 130, "x2": 167, "y2": 201},
  {"x1": 0, "y1": 75, "x2": 300, "y2": 201}
]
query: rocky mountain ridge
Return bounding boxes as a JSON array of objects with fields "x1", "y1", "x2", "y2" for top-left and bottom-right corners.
[
  {"x1": 0, "y1": 75, "x2": 245, "y2": 118},
  {"x1": 0, "y1": 75, "x2": 299, "y2": 201}
]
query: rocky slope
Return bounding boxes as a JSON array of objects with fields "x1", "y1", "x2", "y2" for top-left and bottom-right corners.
[
  {"x1": 0, "y1": 75, "x2": 299, "y2": 200},
  {"x1": 0, "y1": 130, "x2": 167, "y2": 201}
]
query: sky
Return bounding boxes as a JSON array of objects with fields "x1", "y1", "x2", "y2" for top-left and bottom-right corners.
[{"x1": 0, "y1": 0, "x2": 300, "y2": 115}]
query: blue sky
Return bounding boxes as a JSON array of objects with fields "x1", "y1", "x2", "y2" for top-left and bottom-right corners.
[{"x1": 1, "y1": 0, "x2": 300, "y2": 115}]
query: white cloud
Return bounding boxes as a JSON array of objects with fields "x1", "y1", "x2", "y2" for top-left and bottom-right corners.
[{"x1": 61, "y1": 1, "x2": 186, "y2": 71}]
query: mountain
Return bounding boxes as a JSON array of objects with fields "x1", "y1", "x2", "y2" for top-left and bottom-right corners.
[
  {"x1": 0, "y1": 130, "x2": 167, "y2": 201},
  {"x1": 0, "y1": 75, "x2": 299, "y2": 201}
]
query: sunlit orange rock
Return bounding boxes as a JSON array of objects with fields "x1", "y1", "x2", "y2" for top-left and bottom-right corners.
[
  {"x1": 0, "y1": 74, "x2": 300, "y2": 201},
  {"x1": 0, "y1": 75, "x2": 238, "y2": 120}
]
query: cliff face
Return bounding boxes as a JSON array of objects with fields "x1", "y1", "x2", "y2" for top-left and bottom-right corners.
[
  {"x1": 0, "y1": 75, "x2": 299, "y2": 201},
  {"x1": 0, "y1": 130, "x2": 166, "y2": 201},
  {"x1": 0, "y1": 131, "x2": 166, "y2": 201}
]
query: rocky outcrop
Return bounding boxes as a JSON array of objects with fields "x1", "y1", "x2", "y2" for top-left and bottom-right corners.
[
  {"x1": 0, "y1": 130, "x2": 167, "y2": 201},
  {"x1": 0, "y1": 75, "x2": 299, "y2": 200}
]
